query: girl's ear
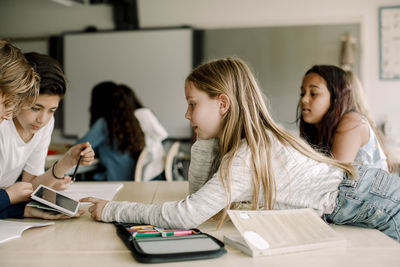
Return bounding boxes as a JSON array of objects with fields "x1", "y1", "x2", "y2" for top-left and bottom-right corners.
[{"x1": 218, "y1": 93, "x2": 230, "y2": 116}]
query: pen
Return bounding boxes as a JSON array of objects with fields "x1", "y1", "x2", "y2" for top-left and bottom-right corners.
[
  {"x1": 128, "y1": 229, "x2": 194, "y2": 234},
  {"x1": 71, "y1": 155, "x2": 82, "y2": 182},
  {"x1": 132, "y1": 230, "x2": 194, "y2": 237},
  {"x1": 129, "y1": 225, "x2": 154, "y2": 230}
]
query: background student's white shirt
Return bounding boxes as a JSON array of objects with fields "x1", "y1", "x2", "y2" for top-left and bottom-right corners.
[
  {"x1": 135, "y1": 108, "x2": 168, "y2": 180},
  {"x1": 0, "y1": 117, "x2": 54, "y2": 188}
]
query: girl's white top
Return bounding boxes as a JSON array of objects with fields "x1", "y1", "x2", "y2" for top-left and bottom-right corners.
[
  {"x1": 101, "y1": 131, "x2": 344, "y2": 229},
  {"x1": 355, "y1": 122, "x2": 388, "y2": 171},
  {"x1": 134, "y1": 108, "x2": 168, "y2": 180},
  {"x1": 0, "y1": 117, "x2": 54, "y2": 188}
]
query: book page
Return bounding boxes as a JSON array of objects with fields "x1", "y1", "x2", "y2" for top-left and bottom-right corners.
[
  {"x1": 58, "y1": 183, "x2": 123, "y2": 204},
  {"x1": 227, "y1": 208, "x2": 346, "y2": 256},
  {"x1": 0, "y1": 220, "x2": 54, "y2": 244}
]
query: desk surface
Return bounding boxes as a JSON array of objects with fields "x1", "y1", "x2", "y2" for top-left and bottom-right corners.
[{"x1": 1, "y1": 181, "x2": 399, "y2": 267}]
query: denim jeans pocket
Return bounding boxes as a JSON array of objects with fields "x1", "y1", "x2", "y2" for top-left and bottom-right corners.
[
  {"x1": 328, "y1": 194, "x2": 389, "y2": 227},
  {"x1": 369, "y1": 168, "x2": 400, "y2": 203}
]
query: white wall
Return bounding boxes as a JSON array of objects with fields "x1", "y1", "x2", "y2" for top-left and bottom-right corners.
[
  {"x1": 0, "y1": 0, "x2": 113, "y2": 38},
  {"x1": 1, "y1": 0, "x2": 399, "y2": 136}
]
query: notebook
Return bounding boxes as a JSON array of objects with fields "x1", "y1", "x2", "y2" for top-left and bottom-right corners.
[{"x1": 224, "y1": 208, "x2": 346, "y2": 257}]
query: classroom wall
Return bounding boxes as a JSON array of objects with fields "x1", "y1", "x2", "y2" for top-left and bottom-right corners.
[
  {"x1": 204, "y1": 24, "x2": 360, "y2": 131},
  {"x1": 0, "y1": 0, "x2": 399, "y2": 138}
]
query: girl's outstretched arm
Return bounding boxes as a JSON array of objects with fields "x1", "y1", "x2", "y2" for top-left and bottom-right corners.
[{"x1": 89, "y1": 142, "x2": 253, "y2": 229}]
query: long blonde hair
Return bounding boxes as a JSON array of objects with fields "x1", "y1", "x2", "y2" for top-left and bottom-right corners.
[
  {"x1": 186, "y1": 57, "x2": 357, "y2": 227},
  {"x1": 0, "y1": 40, "x2": 39, "y2": 113}
]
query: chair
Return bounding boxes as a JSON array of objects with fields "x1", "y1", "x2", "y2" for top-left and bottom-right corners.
[
  {"x1": 134, "y1": 147, "x2": 148, "y2": 182},
  {"x1": 165, "y1": 141, "x2": 180, "y2": 181}
]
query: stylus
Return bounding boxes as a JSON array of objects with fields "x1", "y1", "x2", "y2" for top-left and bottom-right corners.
[{"x1": 71, "y1": 155, "x2": 83, "y2": 182}]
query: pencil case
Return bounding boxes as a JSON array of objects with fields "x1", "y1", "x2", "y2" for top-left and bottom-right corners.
[{"x1": 114, "y1": 222, "x2": 227, "y2": 263}]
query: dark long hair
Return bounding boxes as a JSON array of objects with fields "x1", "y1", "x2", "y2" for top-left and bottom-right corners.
[
  {"x1": 89, "y1": 81, "x2": 145, "y2": 156},
  {"x1": 297, "y1": 65, "x2": 354, "y2": 154}
]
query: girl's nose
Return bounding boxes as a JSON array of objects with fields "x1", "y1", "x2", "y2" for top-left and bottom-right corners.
[
  {"x1": 36, "y1": 113, "x2": 45, "y2": 123},
  {"x1": 301, "y1": 95, "x2": 309, "y2": 104},
  {"x1": 185, "y1": 109, "x2": 191, "y2": 120}
]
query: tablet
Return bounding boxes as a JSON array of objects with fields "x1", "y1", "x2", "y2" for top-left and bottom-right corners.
[
  {"x1": 136, "y1": 235, "x2": 222, "y2": 254},
  {"x1": 31, "y1": 185, "x2": 80, "y2": 217}
]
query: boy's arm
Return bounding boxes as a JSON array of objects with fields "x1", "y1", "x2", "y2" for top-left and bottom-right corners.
[
  {"x1": 22, "y1": 142, "x2": 94, "y2": 190},
  {"x1": 0, "y1": 189, "x2": 26, "y2": 219},
  {"x1": 0, "y1": 189, "x2": 10, "y2": 211},
  {"x1": 188, "y1": 138, "x2": 220, "y2": 194}
]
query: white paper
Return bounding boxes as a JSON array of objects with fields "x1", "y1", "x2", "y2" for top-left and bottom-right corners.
[
  {"x1": 0, "y1": 220, "x2": 54, "y2": 244},
  {"x1": 57, "y1": 183, "x2": 123, "y2": 204}
]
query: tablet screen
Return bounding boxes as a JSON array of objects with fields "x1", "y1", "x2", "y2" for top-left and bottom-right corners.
[
  {"x1": 136, "y1": 235, "x2": 221, "y2": 254},
  {"x1": 33, "y1": 186, "x2": 79, "y2": 213}
]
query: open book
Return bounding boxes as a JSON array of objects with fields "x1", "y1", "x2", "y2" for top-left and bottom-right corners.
[
  {"x1": 0, "y1": 220, "x2": 54, "y2": 244},
  {"x1": 224, "y1": 208, "x2": 346, "y2": 257}
]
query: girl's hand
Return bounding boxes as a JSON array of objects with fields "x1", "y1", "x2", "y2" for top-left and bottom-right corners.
[
  {"x1": 65, "y1": 142, "x2": 95, "y2": 167},
  {"x1": 6, "y1": 182, "x2": 33, "y2": 204},
  {"x1": 24, "y1": 206, "x2": 85, "y2": 219},
  {"x1": 80, "y1": 197, "x2": 109, "y2": 221}
]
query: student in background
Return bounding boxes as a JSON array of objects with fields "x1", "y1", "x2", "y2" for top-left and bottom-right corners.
[
  {"x1": 78, "y1": 82, "x2": 167, "y2": 181},
  {"x1": 0, "y1": 52, "x2": 93, "y2": 219},
  {"x1": 83, "y1": 58, "x2": 400, "y2": 241},
  {"x1": 297, "y1": 65, "x2": 390, "y2": 171}
]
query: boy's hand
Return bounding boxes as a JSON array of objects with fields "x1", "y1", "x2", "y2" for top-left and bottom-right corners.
[
  {"x1": 24, "y1": 206, "x2": 85, "y2": 219},
  {"x1": 5, "y1": 182, "x2": 33, "y2": 204},
  {"x1": 68, "y1": 142, "x2": 95, "y2": 166},
  {"x1": 80, "y1": 197, "x2": 109, "y2": 221},
  {"x1": 51, "y1": 176, "x2": 72, "y2": 191}
]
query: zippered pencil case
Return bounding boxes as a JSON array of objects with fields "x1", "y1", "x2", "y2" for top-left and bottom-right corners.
[{"x1": 115, "y1": 222, "x2": 226, "y2": 263}]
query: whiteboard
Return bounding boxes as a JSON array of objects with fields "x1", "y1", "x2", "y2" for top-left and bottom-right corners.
[
  {"x1": 379, "y1": 6, "x2": 400, "y2": 80},
  {"x1": 63, "y1": 29, "x2": 194, "y2": 139}
]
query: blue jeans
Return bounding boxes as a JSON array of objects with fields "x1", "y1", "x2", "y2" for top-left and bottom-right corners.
[{"x1": 325, "y1": 165, "x2": 400, "y2": 241}]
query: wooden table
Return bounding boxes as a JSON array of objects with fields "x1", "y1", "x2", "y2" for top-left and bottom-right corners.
[{"x1": 1, "y1": 181, "x2": 400, "y2": 267}]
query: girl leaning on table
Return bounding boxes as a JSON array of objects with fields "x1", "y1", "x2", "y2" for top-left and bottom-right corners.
[
  {"x1": 297, "y1": 65, "x2": 392, "y2": 171},
  {"x1": 83, "y1": 57, "x2": 400, "y2": 242},
  {"x1": 0, "y1": 49, "x2": 93, "y2": 219}
]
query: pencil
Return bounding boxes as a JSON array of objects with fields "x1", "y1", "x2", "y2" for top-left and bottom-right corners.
[{"x1": 71, "y1": 155, "x2": 82, "y2": 182}]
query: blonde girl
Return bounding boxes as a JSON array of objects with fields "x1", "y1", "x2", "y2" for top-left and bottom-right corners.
[
  {"x1": 84, "y1": 58, "x2": 400, "y2": 241},
  {"x1": 0, "y1": 40, "x2": 38, "y2": 122}
]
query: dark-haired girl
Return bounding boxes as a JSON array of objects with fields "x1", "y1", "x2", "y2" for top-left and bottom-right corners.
[{"x1": 298, "y1": 65, "x2": 389, "y2": 171}]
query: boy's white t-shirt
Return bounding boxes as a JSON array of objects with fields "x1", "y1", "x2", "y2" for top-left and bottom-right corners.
[{"x1": 0, "y1": 117, "x2": 54, "y2": 188}]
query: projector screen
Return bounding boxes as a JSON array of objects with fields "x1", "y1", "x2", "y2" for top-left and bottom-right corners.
[{"x1": 63, "y1": 28, "x2": 197, "y2": 139}]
